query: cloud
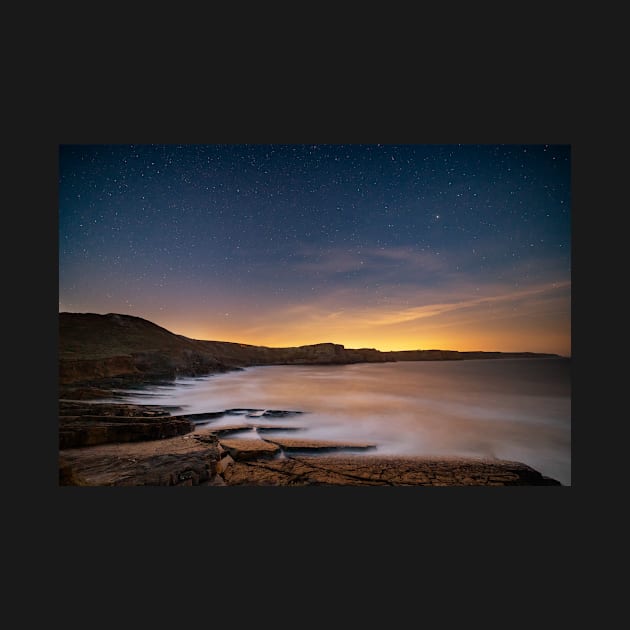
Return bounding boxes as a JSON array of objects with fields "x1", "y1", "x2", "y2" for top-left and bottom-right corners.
[
  {"x1": 294, "y1": 245, "x2": 448, "y2": 276},
  {"x1": 140, "y1": 241, "x2": 571, "y2": 355},
  {"x1": 355, "y1": 280, "x2": 571, "y2": 327},
  {"x1": 246, "y1": 278, "x2": 566, "y2": 347}
]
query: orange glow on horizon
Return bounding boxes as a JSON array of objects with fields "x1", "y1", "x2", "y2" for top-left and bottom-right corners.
[
  {"x1": 60, "y1": 279, "x2": 571, "y2": 358},
  {"x1": 169, "y1": 322, "x2": 571, "y2": 358},
  {"x1": 148, "y1": 279, "x2": 571, "y2": 357}
]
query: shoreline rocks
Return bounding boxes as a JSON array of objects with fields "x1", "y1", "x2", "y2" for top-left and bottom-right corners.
[
  {"x1": 58, "y1": 400, "x2": 562, "y2": 486},
  {"x1": 59, "y1": 400, "x2": 194, "y2": 449}
]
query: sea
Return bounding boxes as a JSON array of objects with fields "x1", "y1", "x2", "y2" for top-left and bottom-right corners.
[{"x1": 116, "y1": 358, "x2": 571, "y2": 485}]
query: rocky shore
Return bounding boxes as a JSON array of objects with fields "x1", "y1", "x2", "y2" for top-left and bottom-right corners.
[{"x1": 58, "y1": 401, "x2": 561, "y2": 486}]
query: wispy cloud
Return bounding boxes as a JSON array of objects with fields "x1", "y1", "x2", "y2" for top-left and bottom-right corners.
[
  {"x1": 294, "y1": 245, "x2": 449, "y2": 275},
  {"x1": 146, "y1": 243, "x2": 571, "y2": 355},
  {"x1": 353, "y1": 281, "x2": 571, "y2": 326},
  {"x1": 218, "y1": 277, "x2": 571, "y2": 353}
]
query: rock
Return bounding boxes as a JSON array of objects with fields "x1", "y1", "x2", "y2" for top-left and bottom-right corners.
[
  {"x1": 217, "y1": 438, "x2": 280, "y2": 460},
  {"x1": 221, "y1": 455, "x2": 562, "y2": 486},
  {"x1": 194, "y1": 424, "x2": 301, "y2": 437},
  {"x1": 263, "y1": 438, "x2": 377, "y2": 453},
  {"x1": 251, "y1": 426, "x2": 302, "y2": 433},
  {"x1": 194, "y1": 434, "x2": 220, "y2": 445},
  {"x1": 60, "y1": 434, "x2": 221, "y2": 486},
  {"x1": 243, "y1": 409, "x2": 304, "y2": 418},
  {"x1": 200, "y1": 425, "x2": 255, "y2": 437},
  {"x1": 59, "y1": 415, "x2": 194, "y2": 449},
  {"x1": 261, "y1": 410, "x2": 304, "y2": 417},
  {"x1": 216, "y1": 454, "x2": 235, "y2": 473},
  {"x1": 59, "y1": 387, "x2": 119, "y2": 400},
  {"x1": 173, "y1": 411, "x2": 226, "y2": 423},
  {"x1": 59, "y1": 456, "x2": 89, "y2": 486},
  {"x1": 59, "y1": 401, "x2": 177, "y2": 417}
]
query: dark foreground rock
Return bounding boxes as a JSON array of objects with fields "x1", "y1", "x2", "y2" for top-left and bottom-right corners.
[
  {"x1": 59, "y1": 400, "x2": 180, "y2": 417},
  {"x1": 59, "y1": 415, "x2": 194, "y2": 449},
  {"x1": 59, "y1": 400, "x2": 194, "y2": 449},
  {"x1": 59, "y1": 433, "x2": 222, "y2": 486},
  {"x1": 59, "y1": 387, "x2": 122, "y2": 400},
  {"x1": 59, "y1": 456, "x2": 90, "y2": 485}
]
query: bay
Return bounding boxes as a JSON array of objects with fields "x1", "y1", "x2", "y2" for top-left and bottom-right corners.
[{"x1": 119, "y1": 358, "x2": 571, "y2": 485}]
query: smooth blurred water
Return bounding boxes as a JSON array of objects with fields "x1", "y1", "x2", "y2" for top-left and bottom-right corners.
[{"x1": 117, "y1": 358, "x2": 571, "y2": 485}]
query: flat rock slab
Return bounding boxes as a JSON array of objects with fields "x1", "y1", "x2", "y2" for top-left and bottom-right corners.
[
  {"x1": 59, "y1": 434, "x2": 221, "y2": 486},
  {"x1": 198, "y1": 424, "x2": 256, "y2": 436},
  {"x1": 60, "y1": 414, "x2": 172, "y2": 424},
  {"x1": 169, "y1": 409, "x2": 304, "y2": 422},
  {"x1": 259, "y1": 410, "x2": 304, "y2": 417},
  {"x1": 59, "y1": 416, "x2": 193, "y2": 449},
  {"x1": 194, "y1": 424, "x2": 302, "y2": 436},
  {"x1": 264, "y1": 438, "x2": 376, "y2": 453},
  {"x1": 218, "y1": 438, "x2": 280, "y2": 460},
  {"x1": 172, "y1": 411, "x2": 226, "y2": 423},
  {"x1": 221, "y1": 455, "x2": 562, "y2": 486},
  {"x1": 224, "y1": 409, "x2": 304, "y2": 418},
  {"x1": 59, "y1": 387, "x2": 123, "y2": 400},
  {"x1": 59, "y1": 401, "x2": 176, "y2": 417}
]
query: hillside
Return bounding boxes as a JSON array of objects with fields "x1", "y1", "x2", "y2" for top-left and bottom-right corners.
[
  {"x1": 59, "y1": 312, "x2": 560, "y2": 390},
  {"x1": 60, "y1": 313, "x2": 231, "y2": 386}
]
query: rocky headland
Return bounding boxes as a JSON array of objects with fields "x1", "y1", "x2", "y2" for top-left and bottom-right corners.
[{"x1": 60, "y1": 312, "x2": 560, "y2": 395}]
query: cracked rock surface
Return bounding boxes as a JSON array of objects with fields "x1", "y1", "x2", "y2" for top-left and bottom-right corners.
[{"x1": 220, "y1": 455, "x2": 561, "y2": 486}]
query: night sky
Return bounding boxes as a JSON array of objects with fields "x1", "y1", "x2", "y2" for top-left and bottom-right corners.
[{"x1": 59, "y1": 144, "x2": 571, "y2": 356}]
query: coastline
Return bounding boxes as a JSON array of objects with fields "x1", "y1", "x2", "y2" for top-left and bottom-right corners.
[
  {"x1": 59, "y1": 398, "x2": 562, "y2": 487},
  {"x1": 58, "y1": 313, "x2": 566, "y2": 487}
]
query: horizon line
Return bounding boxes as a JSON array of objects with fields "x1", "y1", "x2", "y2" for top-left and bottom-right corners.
[{"x1": 59, "y1": 310, "x2": 570, "y2": 358}]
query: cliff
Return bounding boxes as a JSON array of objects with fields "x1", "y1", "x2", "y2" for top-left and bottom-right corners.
[
  {"x1": 60, "y1": 312, "x2": 232, "y2": 387},
  {"x1": 59, "y1": 312, "x2": 560, "y2": 389}
]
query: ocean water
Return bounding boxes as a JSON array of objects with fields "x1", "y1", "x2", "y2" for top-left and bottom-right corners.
[{"x1": 117, "y1": 358, "x2": 571, "y2": 485}]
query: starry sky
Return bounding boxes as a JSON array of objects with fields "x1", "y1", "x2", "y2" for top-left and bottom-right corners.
[{"x1": 59, "y1": 144, "x2": 571, "y2": 356}]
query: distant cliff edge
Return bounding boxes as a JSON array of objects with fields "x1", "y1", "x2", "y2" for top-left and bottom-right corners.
[{"x1": 59, "y1": 312, "x2": 561, "y2": 392}]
